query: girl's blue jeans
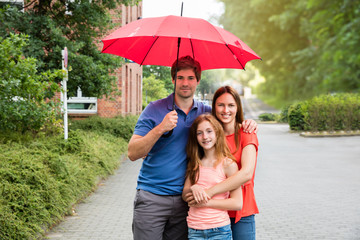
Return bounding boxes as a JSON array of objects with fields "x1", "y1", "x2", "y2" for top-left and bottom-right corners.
[
  {"x1": 230, "y1": 215, "x2": 256, "y2": 240},
  {"x1": 188, "y1": 224, "x2": 232, "y2": 240}
]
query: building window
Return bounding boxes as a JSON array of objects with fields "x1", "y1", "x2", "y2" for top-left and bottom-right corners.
[{"x1": 67, "y1": 87, "x2": 97, "y2": 114}]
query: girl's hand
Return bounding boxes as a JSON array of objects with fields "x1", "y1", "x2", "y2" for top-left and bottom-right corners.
[{"x1": 191, "y1": 184, "x2": 210, "y2": 203}]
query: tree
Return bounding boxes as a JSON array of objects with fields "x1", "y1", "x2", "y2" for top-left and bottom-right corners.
[
  {"x1": 197, "y1": 70, "x2": 221, "y2": 99},
  {"x1": 142, "y1": 65, "x2": 173, "y2": 94},
  {"x1": 0, "y1": 33, "x2": 62, "y2": 132},
  {"x1": 0, "y1": 0, "x2": 137, "y2": 98},
  {"x1": 219, "y1": 0, "x2": 360, "y2": 104},
  {"x1": 142, "y1": 74, "x2": 168, "y2": 108}
]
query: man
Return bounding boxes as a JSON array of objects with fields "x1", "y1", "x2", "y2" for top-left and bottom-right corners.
[{"x1": 128, "y1": 56, "x2": 256, "y2": 240}]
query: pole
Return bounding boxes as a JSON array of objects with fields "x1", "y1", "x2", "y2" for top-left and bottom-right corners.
[{"x1": 62, "y1": 48, "x2": 68, "y2": 140}]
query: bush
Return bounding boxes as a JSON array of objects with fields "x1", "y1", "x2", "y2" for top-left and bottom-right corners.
[
  {"x1": 0, "y1": 33, "x2": 62, "y2": 133},
  {"x1": 69, "y1": 115, "x2": 139, "y2": 142},
  {"x1": 258, "y1": 113, "x2": 276, "y2": 121},
  {"x1": 0, "y1": 130, "x2": 128, "y2": 239},
  {"x1": 288, "y1": 93, "x2": 360, "y2": 131},
  {"x1": 288, "y1": 102, "x2": 309, "y2": 130},
  {"x1": 278, "y1": 105, "x2": 291, "y2": 123}
]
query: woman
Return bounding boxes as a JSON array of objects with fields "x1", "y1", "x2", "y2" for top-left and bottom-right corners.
[{"x1": 187, "y1": 86, "x2": 259, "y2": 240}]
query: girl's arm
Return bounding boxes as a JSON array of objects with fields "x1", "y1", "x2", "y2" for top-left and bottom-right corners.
[
  {"x1": 206, "y1": 144, "x2": 257, "y2": 198},
  {"x1": 182, "y1": 177, "x2": 192, "y2": 202},
  {"x1": 183, "y1": 177, "x2": 211, "y2": 203},
  {"x1": 191, "y1": 159, "x2": 243, "y2": 210}
]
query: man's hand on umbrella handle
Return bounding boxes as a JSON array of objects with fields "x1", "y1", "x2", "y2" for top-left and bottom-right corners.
[
  {"x1": 160, "y1": 110, "x2": 178, "y2": 133},
  {"x1": 242, "y1": 119, "x2": 258, "y2": 133}
]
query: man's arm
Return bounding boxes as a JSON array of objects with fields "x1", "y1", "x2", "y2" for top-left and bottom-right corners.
[{"x1": 127, "y1": 110, "x2": 178, "y2": 161}]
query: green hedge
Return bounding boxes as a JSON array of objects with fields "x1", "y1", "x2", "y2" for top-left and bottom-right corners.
[
  {"x1": 288, "y1": 93, "x2": 360, "y2": 131},
  {"x1": 0, "y1": 114, "x2": 138, "y2": 239},
  {"x1": 258, "y1": 113, "x2": 276, "y2": 121},
  {"x1": 69, "y1": 115, "x2": 138, "y2": 142}
]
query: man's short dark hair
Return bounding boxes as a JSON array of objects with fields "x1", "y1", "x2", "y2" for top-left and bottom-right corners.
[{"x1": 171, "y1": 56, "x2": 201, "y2": 82}]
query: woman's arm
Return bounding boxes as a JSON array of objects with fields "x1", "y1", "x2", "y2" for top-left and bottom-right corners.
[
  {"x1": 191, "y1": 159, "x2": 243, "y2": 210},
  {"x1": 242, "y1": 119, "x2": 258, "y2": 133},
  {"x1": 184, "y1": 178, "x2": 211, "y2": 203},
  {"x1": 204, "y1": 184, "x2": 243, "y2": 211},
  {"x1": 207, "y1": 144, "x2": 257, "y2": 198}
]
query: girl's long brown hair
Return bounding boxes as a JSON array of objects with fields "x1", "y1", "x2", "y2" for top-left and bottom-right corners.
[
  {"x1": 186, "y1": 114, "x2": 235, "y2": 185},
  {"x1": 212, "y1": 86, "x2": 244, "y2": 154}
]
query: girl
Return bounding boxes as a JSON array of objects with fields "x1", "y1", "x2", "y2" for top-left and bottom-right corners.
[
  {"x1": 182, "y1": 114, "x2": 243, "y2": 240},
  {"x1": 187, "y1": 86, "x2": 259, "y2": 240}
]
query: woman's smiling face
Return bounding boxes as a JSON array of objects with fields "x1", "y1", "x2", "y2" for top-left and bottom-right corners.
[{"x1": 214, "y1": 93, "x2": 237, "y2": 127}]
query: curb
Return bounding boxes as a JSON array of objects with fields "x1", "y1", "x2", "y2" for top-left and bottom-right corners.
[{"x1": 300, "y1": 130, "x2": 360, "y2": 138}]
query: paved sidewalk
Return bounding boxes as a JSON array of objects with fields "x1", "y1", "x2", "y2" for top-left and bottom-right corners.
[{"x1": 46, "y1": 124, "x2": 360, "y2": 240}]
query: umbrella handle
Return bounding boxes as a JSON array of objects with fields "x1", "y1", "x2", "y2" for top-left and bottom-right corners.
[
  {"x1": 162, "y1": 129, "x2": 173, "y2": 138},
  {"x1": 162, "y1": 37, "x2": 181, "y2": 139}
]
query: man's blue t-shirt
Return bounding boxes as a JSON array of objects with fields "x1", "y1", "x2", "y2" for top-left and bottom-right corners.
[{"x1": 133, "y1": 94, "x2": 211, "y2": 195}]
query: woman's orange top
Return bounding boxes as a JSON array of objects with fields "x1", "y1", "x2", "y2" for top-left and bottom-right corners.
[{"x1": 226, "y1": 128, "x2": 259, "y2": 223}]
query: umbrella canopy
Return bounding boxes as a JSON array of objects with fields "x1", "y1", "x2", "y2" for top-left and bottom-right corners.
[{"x1": 101, "y1": 15, "x2": 261, "y2": 70}]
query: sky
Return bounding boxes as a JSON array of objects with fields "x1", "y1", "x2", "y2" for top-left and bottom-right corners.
[{"x1": 142, "y1": 0, "x2": 224, "y2": 25}]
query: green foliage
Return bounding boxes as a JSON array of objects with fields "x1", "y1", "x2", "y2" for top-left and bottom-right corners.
[
  {"x1": 197, "y1": 70, "x2": 221, "y2": 99},
  {"x1": 288, "y1": 93, "x2": 360, "y2": 131},
  {"x1": 0, "y1": 1, "x2": 138, "y2": 98},
  {"x1": 278, "y1": 105, "x2": 291, "y2": 123},
  {"x1": 143, "y1": 65, "x2": 173, "y2": 94},
  {"x1": 288, "y1": 102, "x2": 308, "y2": 130},
  {"x1": 69, "y1": 115, "x2": 138, "y2": 142},
  {"x1": 142, "y1": 74, "x2": 169, "y2": 107},
  {"x1": 219, "y1": 0, "x2": 360, "y2": 103},
  {"x1": 0, "y1": 33, "x2": 62, "y2": 133},
  {"x1": 0, "y1": 129, "x2": 128, "y2": 239},
  {"x1": 258, "y1": 113, "x2": 276, "y2": 121}
]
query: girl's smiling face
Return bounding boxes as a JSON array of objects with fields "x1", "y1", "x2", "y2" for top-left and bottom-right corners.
[{"x1": 196, "y1": 120, "x2": 216, "y2": 151}]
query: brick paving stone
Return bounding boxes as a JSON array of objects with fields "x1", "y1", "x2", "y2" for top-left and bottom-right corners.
[{"x1": 45, "y1": 123, "x2": 360, "y2": 240}]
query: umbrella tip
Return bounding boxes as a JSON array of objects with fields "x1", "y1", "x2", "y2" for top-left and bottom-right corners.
[{"x1": 181, "y1": 2, "x2": 184, "y2": 16}]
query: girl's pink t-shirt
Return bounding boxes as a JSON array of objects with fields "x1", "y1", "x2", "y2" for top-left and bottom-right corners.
[{"x1": 187, "y1": 160, "x2": 230, "y2": 230}]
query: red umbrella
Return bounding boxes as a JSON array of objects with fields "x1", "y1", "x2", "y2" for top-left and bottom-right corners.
[
  {"x1": 101, "y1": 15, "x2": 261, "y2": 71},
  {"x1": 101, "y1": 14, "x2": 260, "y2": 137}
]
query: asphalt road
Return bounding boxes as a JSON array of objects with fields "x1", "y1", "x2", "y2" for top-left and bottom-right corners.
[{"x1": 242, "y1": 95, "x2": 280, "y2": 120}]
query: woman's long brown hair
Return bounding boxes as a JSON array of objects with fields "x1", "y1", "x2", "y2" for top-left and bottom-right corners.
[
  {"x1": 186, "y1": 114, "x2": 235, "y2": 185},
  {"x1": 212, "y1": 86, "x2": 244, "y2": 154}
]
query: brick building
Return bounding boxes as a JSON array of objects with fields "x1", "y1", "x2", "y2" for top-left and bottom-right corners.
[
  {"x1": 68, "y1": 2, "x2": 143, "y2": 118},
  {"x1": 1, "y1": 0, "x2": 143, "y2": 118}
]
